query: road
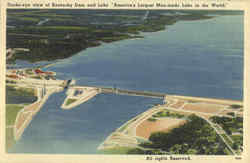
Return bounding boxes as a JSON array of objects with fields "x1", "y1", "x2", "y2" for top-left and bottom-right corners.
[{"x1": 199, "y1": 115, "x2": 236, "y2": 155}]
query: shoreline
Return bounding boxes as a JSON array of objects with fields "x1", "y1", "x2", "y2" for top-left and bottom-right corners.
[
  {"x1": 5, "y1": 68, "x2": 65, "y2": 151},
  {"x1": 14, "y1": 86, "x2": 63, "y2": 141},
  {"x1": 98, "y1": 94, "x2": 243, "y2": 152},
  {"x1": 170, "y1": 95, "x2": 243, "y2": 105},
  {"x1": 7, "y1": 10, "x2": 215, "y2": 63}
]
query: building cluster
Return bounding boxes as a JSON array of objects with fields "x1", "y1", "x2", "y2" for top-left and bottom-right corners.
[
  {"x1": 6, "y1": 48, "x2": 30, "y2": 60},
  {"x1": 6, "y1": 68, "x2": 56, "y2": 81}
]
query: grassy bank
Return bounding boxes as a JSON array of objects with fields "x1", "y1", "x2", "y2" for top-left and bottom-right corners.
[
  {"x1": 5, "y1": 104, "x2": 26, "y2": 151},
  {"x1": 6, "y1": 104, "x2": 25, "y2": 126},
  {"x1": 98, "y1": 147, "x2": 134, "y2": 154},
  {"x1": 6, "y1": 128, "x2": 15, "y2": 151},
  {"x1": 6, "y1": 85, "x2": 37, "y2": 104},
  {"x1": 5, "y1": 85, "x2": 37, "y2": 151},
  {"x1": 65, "y1": 98, "x2": 77, "y2": 106}
]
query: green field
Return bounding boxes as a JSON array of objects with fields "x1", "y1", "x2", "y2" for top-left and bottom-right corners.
[
  {"x1": 6, "y1": 85, "x2": 37, "y2": 104},
  {"x1": 5, "y1": 85, "x2": 36, "y2": 152},
  {"x1": 6, "y1": 104, "x2": 25, "y2": 126},
  {"x1": 98, "y1": 146, "x2": 134, "y2": 154},
  {"x1": 5, "y1": 104, "x2": 26, "y2": 152},
  {"x1": 65, "y1": 98, "x2": 77, "y2": 106},
  {"x1": 152, "y1": 110, "x2": 185, "y2": 119},
  {"x1": 6, "y1": 128, "x2": 15, "y2": 152},
  {"x1": 18, "y1": 17, "x2": 39, "y2": 22},
  {"x1": 147, "y1": 117, "x2": 157, "y2": 122}
]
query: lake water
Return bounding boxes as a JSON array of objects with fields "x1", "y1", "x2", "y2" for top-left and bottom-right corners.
[
  {"x1": 46, "y1": 15, "x2": 243, "y2": 99},
  {"x1": 10, "y1": 15, "x2": 243, "y2": 154},
  {"x1": 10, "y1": 91, "x2": 161, "y2": 154}
]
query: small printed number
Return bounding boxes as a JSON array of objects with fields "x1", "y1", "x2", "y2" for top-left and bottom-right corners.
[
  {"x1": 235, "y1": 157, "x2": 242, "y2": 160},
  {"x1": 146, "y1": 156, "x2": 153, "y2": 160}
]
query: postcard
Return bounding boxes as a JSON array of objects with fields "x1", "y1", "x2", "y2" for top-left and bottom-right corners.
[{"x1": 0, "y1": 0, "x2": 249, "y2": 163}]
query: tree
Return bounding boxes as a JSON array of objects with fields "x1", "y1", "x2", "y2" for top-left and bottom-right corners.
[
  {"x1": 186, "y1": 149, "x2": 198, "y2": 154},
  {"x1": 127, "y1": 148, "x2": 145, "y2": 154},
  {"x1": 233, "y1": 142, "x2": 239, "y2": 150},
  {"x1": 169, "y1": 144, "x2": 183, "y2": 154}
]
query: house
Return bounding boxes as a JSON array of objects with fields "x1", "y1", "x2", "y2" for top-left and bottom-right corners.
[
  {"x1": 35, "y1": 69, "x2": 45, "y2": 74},
  {"x1": 7, "y1": 74, "x2": 19, "y2": 79}
]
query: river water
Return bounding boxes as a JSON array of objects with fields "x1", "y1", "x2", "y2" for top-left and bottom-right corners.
[{"x1": 10, "y1": 15, "x2": 243, "y2": 154}]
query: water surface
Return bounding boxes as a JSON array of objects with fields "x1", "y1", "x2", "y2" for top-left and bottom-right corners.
[
  {"x1": 11, "y1": 92, "x2": 161, "y2": 153},
  {"x1": 46, "y1": 15, "x2": 243, "y2": 100}
]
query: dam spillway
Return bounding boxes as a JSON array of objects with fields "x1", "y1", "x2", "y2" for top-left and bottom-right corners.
[
  {"x1": 60, "y1": 85, "x2": 243, "y2": 110},
  {"x1": 100, "y1": 87, "x2": 165, "y2": 99},
  {"x1": 61, "y1": 86, "x2": 166, "y2": 109}
]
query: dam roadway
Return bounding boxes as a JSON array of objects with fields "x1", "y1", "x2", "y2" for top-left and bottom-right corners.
[
  {"x1": 61, "y1": 85, "x2": 166, "y2": 109},
  {"x1": 99, "y1": 87, "x2": 165, "y2": 99},
  {"x1": 8, "y1": 75, "x2": 242, "y2": 106},
  {"x1": 61, "y1": 82, "x2": 243, "y2": 110}
]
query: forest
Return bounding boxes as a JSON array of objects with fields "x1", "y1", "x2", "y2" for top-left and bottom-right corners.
[
  {"x1": 7, "y1": 9, "x2": 215, "y2": 62},
  {"x1": 127, "y1": 115, "x2": 230, "y2": 155}
]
